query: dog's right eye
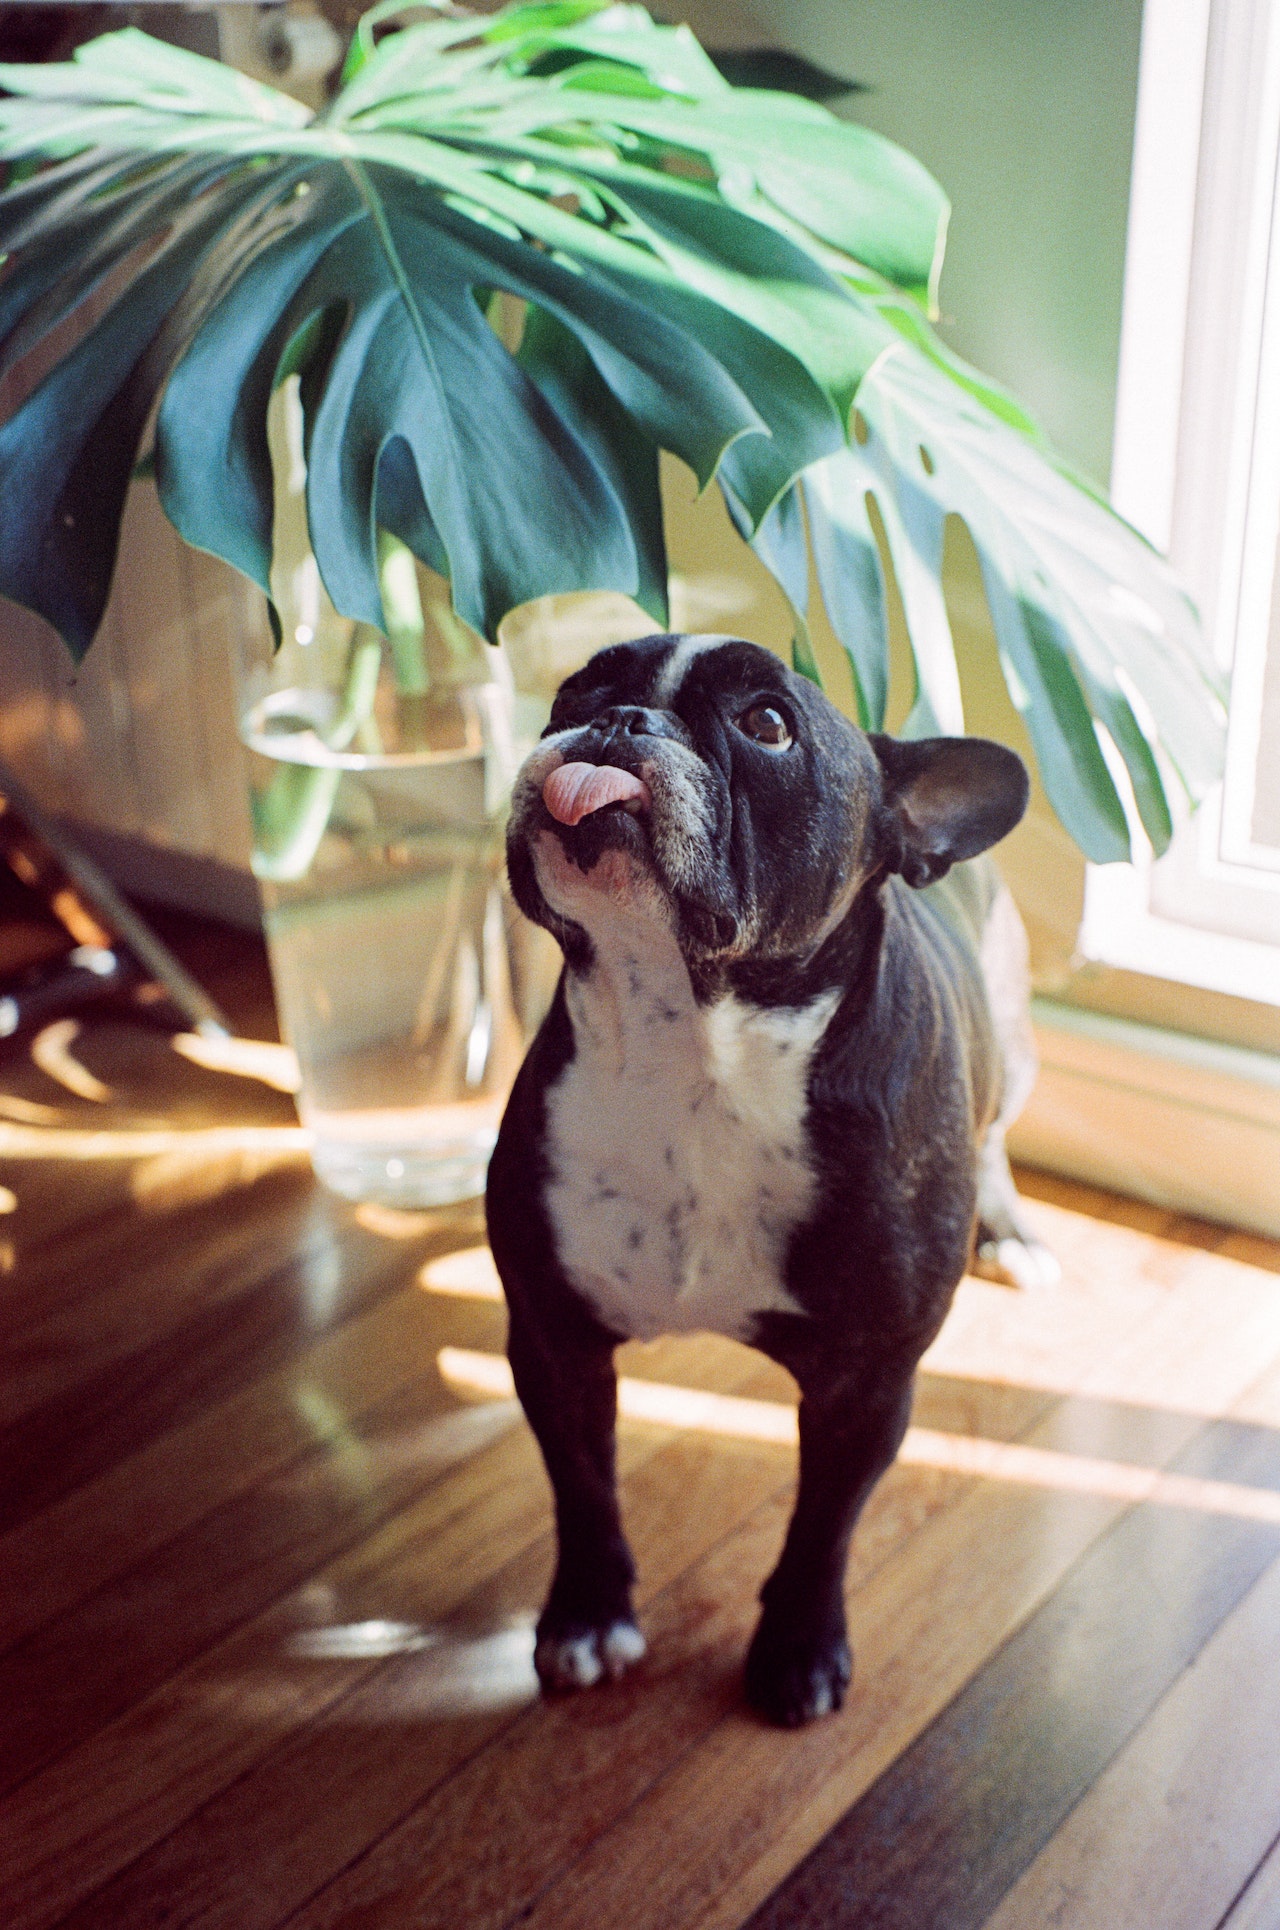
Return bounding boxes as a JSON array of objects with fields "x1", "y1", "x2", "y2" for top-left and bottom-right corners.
[{"x1": 736, "y1": 703, "x2": 793, "y2": 749}]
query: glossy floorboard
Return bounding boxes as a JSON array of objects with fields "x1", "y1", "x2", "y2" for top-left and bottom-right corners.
[{"x1": 1, "y1": 912, "x2": 1278, "y2": 1930}]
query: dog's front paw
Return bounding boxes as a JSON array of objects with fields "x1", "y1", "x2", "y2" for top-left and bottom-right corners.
[
  {"x1": 744, "y1": 1619, "x2": 852, "y2": 1727},
  {"x1": 534, "y1": 1617, "x2": 646, "y2": 1693}
]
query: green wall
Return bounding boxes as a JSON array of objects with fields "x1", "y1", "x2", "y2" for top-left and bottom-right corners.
[{"x1": 787, "y1": 0, "x2": 1144, "y2": 485}]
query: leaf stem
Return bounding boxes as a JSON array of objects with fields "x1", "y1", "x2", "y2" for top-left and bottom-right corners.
[
  {"x1": 251, "y1": 622, "x2": 383, "y2": 883},
  {"x1": 377, "y1": 529, "x2": 431, "y2": 695}
]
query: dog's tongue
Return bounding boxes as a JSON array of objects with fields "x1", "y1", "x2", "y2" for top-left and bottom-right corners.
[{"x1": 543, "y1": 762, "x2": 651, "y2": 827}]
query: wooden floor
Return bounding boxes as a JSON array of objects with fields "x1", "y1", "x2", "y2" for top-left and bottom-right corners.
[{"x1": 2, "y1": 911, "x2": 1280, "y2": 1930}]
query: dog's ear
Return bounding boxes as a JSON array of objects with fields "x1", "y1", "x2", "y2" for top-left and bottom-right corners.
[{"x1": 870, "y1": 734, "x2": 1029, "y2": 887}]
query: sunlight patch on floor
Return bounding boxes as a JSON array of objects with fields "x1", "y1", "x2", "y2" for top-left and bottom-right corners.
[
  {"x1": 171, "y1": 1032, "x2": 302, "y2": 1093},
  {"x1": 436, "y1": 1347, "x2": 1280, "y2": 1526},
  {"x1": 420, "y1": 1246, "x2": 504, "y2": 1300},
  {"x1": 0, "y1": 1121, "x2": 311, "y2": 1159}
]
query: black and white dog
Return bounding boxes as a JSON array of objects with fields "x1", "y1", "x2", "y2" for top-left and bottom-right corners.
[{"x1": 486, "y1": 632, "x2": 1052, "y2": 1727}]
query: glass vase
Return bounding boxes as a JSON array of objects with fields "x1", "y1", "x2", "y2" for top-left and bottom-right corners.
[{"x1": 236, "y1": 391, "x2": 559, "y2": 1205}]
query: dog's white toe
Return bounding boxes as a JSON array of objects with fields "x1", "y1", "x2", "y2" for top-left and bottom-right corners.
[
  {"x1": 600, "y1": 1620, "x2": 647, "y2": 1678},
  {"x1": 537, "y1": 1633, "x2": 605, "y2": 1689},
  {"x1": 535, "y1": 1620, "x2": 646, "y2": 1691}
]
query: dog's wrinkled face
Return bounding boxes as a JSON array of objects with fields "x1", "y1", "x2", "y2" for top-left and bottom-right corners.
[
  {"x1": 505, "y1": 632, "x2": 1029, "y2": 975},
  {"x1": 507, "y1": 634, "x2": 873, "y2": 968}
]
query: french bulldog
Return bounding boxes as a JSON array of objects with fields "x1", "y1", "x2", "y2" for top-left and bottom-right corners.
[{"x1": 486, "y1": 632, "x2": 1052, "y2": 1726}]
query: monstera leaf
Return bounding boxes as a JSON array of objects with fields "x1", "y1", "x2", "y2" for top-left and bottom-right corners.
[
  {"x1": 0, "y1": 3, "x2": 938, "y2": 654},
  {"x1": 773, "y1": 341, "x2": 1227, "y2": 863},
  {"x1": 0, "y1": 0, "x2": 1226, "y2": 862},
  {"x1": 731, "y1": 275, "x2": 1227, "y2": 861}
]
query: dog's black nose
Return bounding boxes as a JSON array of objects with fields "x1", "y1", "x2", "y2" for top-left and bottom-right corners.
[{"x1": 594, "y1": 705, "x2": 665, "y2": 739}]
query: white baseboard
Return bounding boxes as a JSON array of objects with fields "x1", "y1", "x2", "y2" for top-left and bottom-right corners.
[{"x1": 1010, "y1": 998, "x2": 1280, "y2": 1238}]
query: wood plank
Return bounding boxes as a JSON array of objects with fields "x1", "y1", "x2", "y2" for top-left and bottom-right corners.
[
  {"x1": 1011, "y1": 1164, "x2": 1197, "y2": 1241},
  {"x1": 974, "y1": 1342, "x2": 1280, "y2": 1930},
  {"x1": 1, "y1": 1089, "x2": 415, "y2": 1327},
  {"x1": 0, "y1": 1199, "x2": 449, "y2": 1532},
  {"x1": 279, "y1": 1470, "x2": 1100, "y2": 1930},
  {"x1": 692, "y1": 1235, "x2": 1280, "y2": 1930},
  {"x1": 0, "y1": 1121, "x2": 302, "y2": 1299},
  {"x1": 1220, "y1": 1833, "x2": 1280, "y2": 1930},
  {"x1": 481, "y1": 1220, "x2": 1280, "y2": 1930},
  {"x1": 0, "y1": 1305, "x2": 535, "y2": 1800},
  {"x1": 0, "y1": 1022, "x2": 307, "y2": 1324},
  {"x1": 0, "y1": 1166, "x2": 323, "y2": 1409},
  {"x1": 0, "y1": 1159, "x2": 145, "y2": 1284},
  {"x1": 0, "y1": 919, "x2": 285, "y2": 1295},
  {"x1": 1220, "y1": 1226, "x2": 1280, "y2": 1277},
  {"x1": 256, "y1": 1376, "x2": 1046, "y2": 1930},
  {"x1": 919, "y1": 1193, "x2": 1196, "y2": 1403},
  {"x1": 0, "y1": 1419, "x2": 545, "y2": 1930},
  {"x1": 122, "y1": 1335, "x2": 1073, "y2": 1930},
  {"x1": 978, "y1": 1552, "x2": 1280, "y2": 1930},
  {"x1": 2, "y1": 1152, "x2": 1275, "y2": 1930},
  {"x1": 926, "y1": 1198, "x2": 1280, "y2": 1418},
  {"x1": 0, "y1": 1204, "x2": 1119, "y2": 1930},
  {"x1": 43, "y1": 1332, "x2": 1027, "y2": 1930},
  {"x1": 0, "y1": 1283, "x2": 501, "y2": 1651},
  {"x1": 47, "y1": 1409, "x2": 792, "y2": 1930},
  {"x1": 0, "y1": 1334, "x2": 763, "y2": 1930},
  {"x1": 745, "y1": 1412, "x2": 1280, "y2": 1930}
]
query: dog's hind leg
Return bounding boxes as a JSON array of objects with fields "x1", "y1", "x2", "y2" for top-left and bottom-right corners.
[
  {"x1": 973, "y1": 1124, "x2": 1061, "y2": 1289},
  {"x1": 973, "y1": 883, "x2": 1060, "y2": 1290}
]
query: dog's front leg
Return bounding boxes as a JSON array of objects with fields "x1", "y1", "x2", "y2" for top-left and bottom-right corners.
[
  {"x1": 506, "y1": 1303, "x2": 645, "y2": 1692},
  {"x1": 746, "y1": 1352, "x2": 916, "y2": 1726}
]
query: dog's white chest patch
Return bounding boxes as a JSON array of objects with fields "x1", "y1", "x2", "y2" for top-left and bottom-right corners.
[{"x1": 544, "y1": 939, "x2": 838, "y2": 1343}]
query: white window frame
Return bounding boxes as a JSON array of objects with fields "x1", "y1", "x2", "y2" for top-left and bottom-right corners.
[{"x1": 1082, "y1": 0, "x2": 1280, "y2": 1008}]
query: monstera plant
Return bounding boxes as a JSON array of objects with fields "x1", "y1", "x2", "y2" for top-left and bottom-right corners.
[{"x1": 0, "y1": 0, "x2": 1225, "y2": 863}]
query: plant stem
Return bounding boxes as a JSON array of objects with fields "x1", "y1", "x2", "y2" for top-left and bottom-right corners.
[
  {"x1": 251, "y1": 622, "x2": 384, "y2": 884},
  {"x1": 377, "y1": 530, "x2": 431, "y2": 696}
]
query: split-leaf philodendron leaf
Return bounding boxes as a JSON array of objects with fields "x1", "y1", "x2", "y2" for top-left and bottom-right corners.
[{"x1": 0, "y1": 0, "x2": 1226, "y2": 860}]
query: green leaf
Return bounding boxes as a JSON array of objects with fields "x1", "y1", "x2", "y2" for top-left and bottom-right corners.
[
  {"x1": 0, "y1": 160, "x2": 289, "y2": 656},
  {"x1": 705, "y1": 49, "x2": 862, "y2": 103},
  {"x1": 0, "y1": 12, "x2": 891, "y2": 652},
  {"x1": 158, "y1": 164, "x2": 648, "y2": 641},
  {"x1": 0, "y1": 3, "x2": 1225, "y2": 873},
  {"x1": 790, "y1": 616, "x2": 823, "y2": 688},
  {"x1": 800, "y1": 456, "x2": 887, "y2": 729},
  {"x1": 484, "y1": 2, "x2": 616, "y2": 45},
  {"x1": 720, "y1": 470, "x2": 808, "y2": 613},
  {"x1": 517, "y1": 303, "x2": 668, "y2": 625},
  {"x1": 802, "y1": 346, "x2": 1225, "y2": 859},
  {"x1": 1, "y1": 25, "x2": 310, "y2": 126},
  {"x1": 0, "y1": 153, "x2": 235, "y2": 381}
]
